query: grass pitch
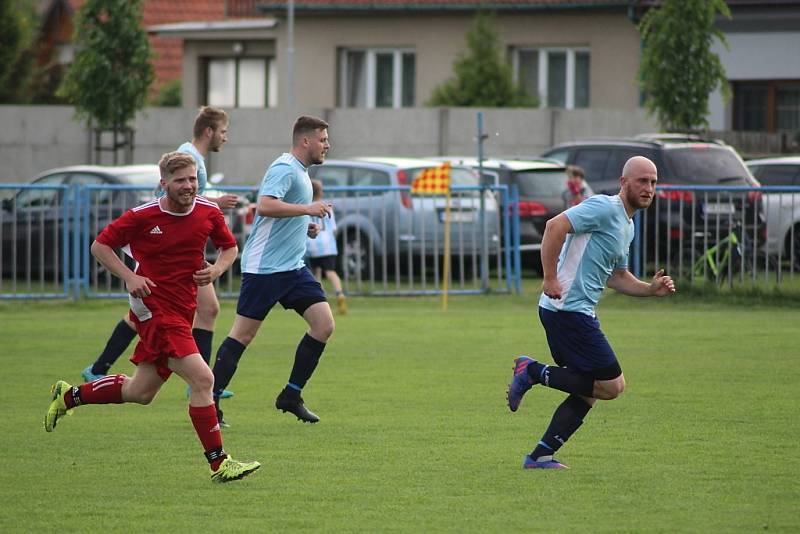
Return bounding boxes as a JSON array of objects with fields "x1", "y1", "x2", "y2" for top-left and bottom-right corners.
[{"x1": 1, "y1": 287, "x2": 798, "y2": 532}]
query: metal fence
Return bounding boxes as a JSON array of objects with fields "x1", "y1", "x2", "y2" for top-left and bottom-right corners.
[
  {"x1": 4, "y1": 182, "x2": 798, "y2": 300},
  {"x1": 632, "y1": 185, "x2": 800, "y2": 289},
  {"x1": 1, "y1": 183, "x2": 522, "y2": 300}
]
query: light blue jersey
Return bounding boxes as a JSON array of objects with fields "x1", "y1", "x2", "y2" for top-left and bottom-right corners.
[
  {"x1": 539, "y1": 195, "x2": 634, "y2": 317},
  {"x1": 306, "y1": 208, "x2": 338, "y2": 258},
  {"x1": 156, "y1": 141, "x2": 207, "y2": 197},
  {"x1": 241, "y1": 153, "x2": 313, "y2": 274}
]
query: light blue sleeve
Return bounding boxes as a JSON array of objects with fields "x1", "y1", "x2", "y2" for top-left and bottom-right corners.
[
  {"x1": 564, "y1": 195, "x2": 609, "y2": 235},
  {"x1": 615, "y1": 221, "x2": 636, "y2": 270},
  {"x1": 259, "y1": 164, "x2": 294, "y2": 199}
]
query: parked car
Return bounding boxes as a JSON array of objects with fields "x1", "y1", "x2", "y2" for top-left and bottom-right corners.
[
  {"x1": 746, "y1": 156, "x2": 800, "y2": 267},
  {"x1": 541, "y1": 134, "x2": 764, "y2": 261},
  {"x1": 307, "y1": 157, "x2": 501, "y2": 279},
  {"x1": 0, "y1": 164, "x2": 247, "y2": 279},
  {"x1": 430, "y1": 157, "x2": 593, "y2": 257}
]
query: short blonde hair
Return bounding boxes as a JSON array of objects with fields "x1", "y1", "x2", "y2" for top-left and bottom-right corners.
[{"x1": 158, "y1": 151, "x2": 196, "y2": 182}]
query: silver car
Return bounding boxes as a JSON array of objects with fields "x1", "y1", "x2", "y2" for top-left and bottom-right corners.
[
  {"x1": 746, "y1": 156, "x2": 800, "y2": 267},
  {"x1": 308, "y1": 157, "x2": 501, "y2": 279}
]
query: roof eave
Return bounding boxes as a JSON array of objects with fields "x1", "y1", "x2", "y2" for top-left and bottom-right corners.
[{"x1": 256, "y1": 2, "x2": 633, "y2": 15}]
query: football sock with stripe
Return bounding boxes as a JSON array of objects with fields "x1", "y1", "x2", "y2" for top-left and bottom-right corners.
[
  {"x1": 526, "y1": 362, "x2": 594, "y2": 397},
  {"x1": 90, "y1": 320, "x2": 137, "y2": 376},
  {"x1": 192, "y1": 328, "x2": 214, "y2": 366},
  {"x1": 532, "y1": 394, "x2": 592, "y2": 460},
  {"x1": 287, "y1": 333, "x2": 326, "y2": 391},
  {"x1": 65, "y1": 374, "x2": 126, "y2": 409},
  {"x1": 189, "y1": 403, "x2": 226, "y2": 471},
  {"x1": 212, "y1": 337, "x2": 246, "y2": 398}
]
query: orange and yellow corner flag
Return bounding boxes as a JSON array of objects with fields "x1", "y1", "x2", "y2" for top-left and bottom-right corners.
[{"x1": 410, "y1": 162, "x2": 451, "y2": 195}]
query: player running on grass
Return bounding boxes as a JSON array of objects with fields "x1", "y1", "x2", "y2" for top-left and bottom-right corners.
[
  {"x1": 210, "y1": 115, "x2": 334, "y2": 427},
  {"x1": 45, "y1": 152, "x2": 259, "y2": 483},
  {"x1": 80, "y1": 106, "x2": 238, "y2": 400},
  {"x1": 507, "y1": 156, "x2": 675, "y2": 470}
]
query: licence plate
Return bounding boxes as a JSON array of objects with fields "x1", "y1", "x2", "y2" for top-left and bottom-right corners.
[
  {"x1": 440, "y1": 210, "x2": 475, "y2": 223},
  {"x1": 703, "y1": 202, "x2": 736, "y2": 215}
]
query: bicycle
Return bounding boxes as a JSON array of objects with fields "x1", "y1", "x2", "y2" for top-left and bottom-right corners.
[{"x1": 667, "y1": 224, "x2": 774, "y2": 281}]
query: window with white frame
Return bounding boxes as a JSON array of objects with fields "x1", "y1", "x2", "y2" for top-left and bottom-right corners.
[
  {"x1": 339, "y1": 48, "x2": 415, "y2": 108},
  {"x1": 206, "y1": 57, "x2": 277, "y2": 108},
  {"x1": 512, "y1": 47, "x2": 590, "y2": 109}
]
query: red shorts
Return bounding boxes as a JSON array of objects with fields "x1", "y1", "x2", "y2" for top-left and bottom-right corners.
[{"x1": 129, "y1": 311, "x2": 199, "y2": 381}]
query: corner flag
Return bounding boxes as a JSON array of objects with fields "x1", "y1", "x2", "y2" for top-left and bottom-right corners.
[{"x1": 411, "y1": 162, "x2": 451, "y2": 195}]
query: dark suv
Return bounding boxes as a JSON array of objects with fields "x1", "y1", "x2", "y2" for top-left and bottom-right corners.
[{"x1": 541, "y1": 135, "x2": 764, "y2": 263}]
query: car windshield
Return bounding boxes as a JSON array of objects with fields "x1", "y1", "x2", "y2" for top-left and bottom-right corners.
[
  {"x1": 408, "y1": 167, "x2": 479, "y2": 186},
  {"x1": 513, "y1": 169, "x2": 569, "y2": 197},
  {"x1": 663, "y1": 147, "x2": 752, "y2": 185}
]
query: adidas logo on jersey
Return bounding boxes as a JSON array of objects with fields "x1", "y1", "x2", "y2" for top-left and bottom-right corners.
[{"x1": 149, "y1": 226, "x2": 163, "y2": 235}]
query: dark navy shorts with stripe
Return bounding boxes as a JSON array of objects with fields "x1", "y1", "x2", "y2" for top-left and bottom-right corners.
[
  {"x1": 237, "y1": 267, "x2": 327, "y2": 321},
  {"x1": 538, "y1": 307, "x2": 622, "y2": 381}
]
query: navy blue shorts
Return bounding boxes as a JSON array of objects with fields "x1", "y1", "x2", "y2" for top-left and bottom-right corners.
[
  {"x1": 538, "y1": 307, "x2": 622, "y2": 381},
  {"x1": 237, "y1": 267, "x2": 327, "y2": 321}
]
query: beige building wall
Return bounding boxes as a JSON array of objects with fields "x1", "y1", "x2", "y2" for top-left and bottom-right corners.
[
  {"x1": 283, "y1": 10, "x2": 641, "y2": 110},
  {"x1": 172, "y1": 10, "x2": 642, "y2": 112}
]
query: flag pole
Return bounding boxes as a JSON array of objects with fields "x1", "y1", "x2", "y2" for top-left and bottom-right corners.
[{"x1": 442, "y1": 187, "x2": 451, "y2": 311}]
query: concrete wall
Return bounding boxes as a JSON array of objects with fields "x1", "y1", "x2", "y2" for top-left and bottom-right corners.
[{"x1": 0, "y1": 105, "x2": 657, "y2": 184}]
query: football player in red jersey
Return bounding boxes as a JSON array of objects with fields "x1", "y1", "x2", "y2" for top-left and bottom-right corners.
[{"x1": 44, "y1": 152, "x2": 259, "y2": 483}]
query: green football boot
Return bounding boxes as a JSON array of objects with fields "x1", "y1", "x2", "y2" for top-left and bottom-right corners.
[
  {"x1": 44, "y1": 380, "x2": 73, "y2": 432},
  {"x1": 210, "y1": 457, "x2": 261, "y2": 483}
]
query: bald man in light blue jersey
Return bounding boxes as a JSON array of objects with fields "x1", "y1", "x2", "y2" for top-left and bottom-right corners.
[
  {"x1": 80, "y1": 107, "x2": 239, "y2": 400},
  {"x1": 507, "y1": 156, "x2": 676, "y2": 470},
  {"x1": 211, "y1": 116, "x2": 335, "y2": 427}
]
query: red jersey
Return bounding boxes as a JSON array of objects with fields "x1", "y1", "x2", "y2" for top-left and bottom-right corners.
[{"x1": 95, "y1": 197, "x2": 237, "y2": 324}]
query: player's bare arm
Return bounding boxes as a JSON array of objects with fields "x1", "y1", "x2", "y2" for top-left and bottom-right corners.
[
  {"x1": 540, "y1": 213, "x2": 574, "y2": 300},
  {"x1": 205, "y1": 193, "x2": 239, "y2": 210},
  {"x1": 607, "y1": 268, "x2": 676, "y2": 297},
  {"x1": 90, "y1": 240, "x2": 156, "y2": 297},
  {"x1": 193, "y1": 245, "x2": 238, "y2": 286},
  {"x1": 257, "y1": 195, "x2": 332, "y2": 219}
]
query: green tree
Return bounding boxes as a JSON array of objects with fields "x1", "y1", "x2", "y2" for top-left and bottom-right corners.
[
  {"x1": 429, "y1": 12, "x2": 536, "y2": 107},
  {"x1": 638, "y1": 0, "x2": 731, "y2": 131},
  {"x1": 150, "y1": 78, "x2": 182, "y2": 107},
  {"x1": 0, "y1": 0, "x2": 36, "y2": 102},
  {"x1": 58, "y1": 0, "x2": 154, "y2": 131}
]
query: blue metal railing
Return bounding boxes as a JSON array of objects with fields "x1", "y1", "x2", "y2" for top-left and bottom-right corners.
[{"x1": 1, "y1": 182, "x2": 522, "y2": 300}]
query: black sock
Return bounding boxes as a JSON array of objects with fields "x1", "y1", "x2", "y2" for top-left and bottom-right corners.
[
  {"x1": 212, "y1": 337, "x2": 246, "y2": 397},
  {"x1": 288, "y1": 334, "x2": 326, "y2": 391},
  {"x1": 192, "y1": 328, "x2": 214, "y2": 366},
  {"x1": 532, "y1": 395, "x2": 593, "y2": 459},
  {"x1": 91, "y1": 320, "x2": 137, "y2": 375},
  {"x1": 526, "y1": 362, "x2": 594, "y2": 397}
]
